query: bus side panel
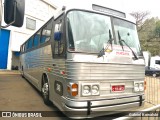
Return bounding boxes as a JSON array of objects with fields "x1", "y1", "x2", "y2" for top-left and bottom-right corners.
[
  {"x1": 20, "y1": 43, "x2": 68, "y2": 111},
  {"x1": 48, "y1": 59, "x2": 66, "y2": 111},
  {"x1": 20, "y1": 44, "x2": 53, "y2": 91}
]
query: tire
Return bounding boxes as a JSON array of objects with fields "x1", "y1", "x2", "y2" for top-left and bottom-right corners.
[
  {"x1": 41, "y1": 75, "x2": 52, "y2": 105},
  {"x1": 153, "y1": 73, "x2": 157, "y2": 77}
]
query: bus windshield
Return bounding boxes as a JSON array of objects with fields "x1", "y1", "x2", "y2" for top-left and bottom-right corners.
[
  {"x1": 67, "y1": 10, "x2": 113, "y2": 53},
  {"x1": 113, "y1": 18, "x2": 141, "y2": 55},
  {"x1": 67, "y1": 10, "x2": 141, "y2": 54}
]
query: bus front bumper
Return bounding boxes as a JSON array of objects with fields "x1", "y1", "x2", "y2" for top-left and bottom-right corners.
[{"x1": 62, "y1": 95, "x2": 145, "y2": 118}]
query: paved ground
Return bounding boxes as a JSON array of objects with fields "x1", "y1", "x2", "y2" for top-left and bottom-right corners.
[
  {"x1": 0, "y1": 71, "x2": 157, "y2": 120},
  {"x1": 0, "y1": 71, "x2": 69, "y2": 120}
]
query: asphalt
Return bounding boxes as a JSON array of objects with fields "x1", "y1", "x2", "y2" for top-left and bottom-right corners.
[{"x1": 0, "y1": 71, "x2": 69, "y2": 120}]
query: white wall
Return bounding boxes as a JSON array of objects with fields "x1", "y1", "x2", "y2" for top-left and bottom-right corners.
[{"x1": 1, "y1": 0, "x2": 57, "y2": 69}]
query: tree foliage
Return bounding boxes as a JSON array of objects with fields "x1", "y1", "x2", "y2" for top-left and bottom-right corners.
[
  {"x1": 130, "y1": 11, "x2": 160, "y2": 56},
  {"x1": 130, "y1": 11, "x2": 150, "y2": 32},
  {"x1": 155, "y1": 21, "x2": 160, "y2": 37}
]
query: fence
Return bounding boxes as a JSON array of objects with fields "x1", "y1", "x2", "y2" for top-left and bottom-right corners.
[
  {"x1": 145, "y1": 76, "x2": 160, "y2": 105},
  {"x1": 114, "y1": 76, "x2": 160, "y2": 120}
]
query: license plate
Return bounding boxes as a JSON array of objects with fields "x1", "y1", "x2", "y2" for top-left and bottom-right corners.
[{"x1": 112, "y1": 85, "x2": 125, "y2": 92}]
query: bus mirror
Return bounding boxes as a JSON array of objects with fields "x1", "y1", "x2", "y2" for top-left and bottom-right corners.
[
  {"x1": 54, "y1": 32, "x2": 62, "y2": 41},
  {"x1": 4, "y1": 0, "x2": 25, "y2": 27}
]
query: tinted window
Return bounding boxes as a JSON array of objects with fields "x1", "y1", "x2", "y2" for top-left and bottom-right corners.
[
  {"x1": 33, "y1": 30, "x2": 41, "y2": 47},
  {"x1": 27, "y1": 37, "x2": 33, "y2": 49},
  {"x1": 24, "y1": 43, "x2": 27, "y2": 51},
  {"x1": 22, "y1": 45, "x2": 25, "y2": 52}
]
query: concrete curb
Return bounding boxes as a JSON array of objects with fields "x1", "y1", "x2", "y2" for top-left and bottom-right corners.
[{"x1": 0, "y1": 70, "x2": 21, "y2": 75}]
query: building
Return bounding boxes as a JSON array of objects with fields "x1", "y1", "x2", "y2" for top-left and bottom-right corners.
[{"x1": 0, "y1": 0, "x2": 57, "y2": 70}]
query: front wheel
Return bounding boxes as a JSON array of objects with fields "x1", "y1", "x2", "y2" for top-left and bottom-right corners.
[{"x1": 41, "y1": 78, "x2": 52, "y2": 105}]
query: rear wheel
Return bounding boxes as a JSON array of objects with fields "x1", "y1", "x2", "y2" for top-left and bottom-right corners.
[{"x1": 41, "y1": 75, "x2": 52, "y2": 105}]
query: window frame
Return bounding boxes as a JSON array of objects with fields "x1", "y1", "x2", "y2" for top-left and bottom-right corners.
[
  {"x1": 20, "y1": 17, "x2": 54, "y2": 54},
  {"x1": 40, "y1": 19, "x2": 53, "y2": 44},
  {"x1": 52, "y1": 13, "x2": 66, "y2": 59},
  {"x1": 33, "y1": 29, "x2": 42, "y2": 48},
  {"x1": 27, "y1": 36, "x2": 33, "y2": 50}
]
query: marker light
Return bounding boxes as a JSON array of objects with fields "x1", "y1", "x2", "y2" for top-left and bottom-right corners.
[{"x1": 71, "y1": 83, "x2": 78, "y2": 96}]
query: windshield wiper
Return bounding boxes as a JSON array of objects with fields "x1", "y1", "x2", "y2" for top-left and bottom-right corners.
[
  {"x1": 98, "y1": 29, "x2": 113, "y2": 57},
  {"x1": 117, "y1": 31, "x2": 138, "y2": 60},
  {"x1": 118, "y1": 31, "x2": 124, "y2": 51}
]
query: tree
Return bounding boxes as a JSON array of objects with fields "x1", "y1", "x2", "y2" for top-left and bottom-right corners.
[
  {"x1": 154, "y1": 21, "x2": 160, "y2": 38},
  {"x1": 130, "y1": 11, "x2": 150, "y2": 32},
  {"x1": 138, "y1": 18, "x2": 160, "y2": 56},
  {"x1": 130, "y1": 11, "x2": 160, "y2": 56}
]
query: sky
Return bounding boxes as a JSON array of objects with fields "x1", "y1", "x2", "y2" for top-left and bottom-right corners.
[{"x1": 52, "y1": 0, "x2": 160, "y2": 18}]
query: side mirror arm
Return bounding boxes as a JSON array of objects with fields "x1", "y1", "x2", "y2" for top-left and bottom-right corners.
[{"x1": 1, "y1": 1, "x2": 17, "y2": 28}]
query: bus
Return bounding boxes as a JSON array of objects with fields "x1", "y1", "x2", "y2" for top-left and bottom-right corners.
[{"x1": 20, "y1": 3, "x2": 145, "y2": 118}]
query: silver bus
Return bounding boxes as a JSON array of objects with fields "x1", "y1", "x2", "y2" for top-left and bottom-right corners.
[{"x1": 20, "y1": 3, "x2": 145, "y2": 118}]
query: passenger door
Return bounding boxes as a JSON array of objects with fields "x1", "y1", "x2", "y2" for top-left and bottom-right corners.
[{"x1": 49, "y1": 14, "x2": 67, "y2": 106}]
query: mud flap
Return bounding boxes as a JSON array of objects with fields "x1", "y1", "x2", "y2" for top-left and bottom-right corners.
[
  {"x1": 87, "y1": 101, "x2": 91, "y2": 115},
  {"x1": 139, "y1": 95, "x2": 142, "y2": 106}
]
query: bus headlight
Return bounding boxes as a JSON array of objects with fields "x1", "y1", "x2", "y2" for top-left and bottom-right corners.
[
  {"x1": 92, "y1": 85, "x2": 99, "y2": 95},
  {"x1": 83, "y1": 85, "x2": 91, "y2": 95},
  {"x1": 134, "y1": 83, "x2": 139, "y2": 92},
  {"x1": 82, "y1": 84, "x2": 100, "y2": 96},
  {"x1": 139, "y1": 83, "x2": 144, "y2": 91},
  {"x1": 134, "y1": 82, "x2": 144, "y2": 92}
]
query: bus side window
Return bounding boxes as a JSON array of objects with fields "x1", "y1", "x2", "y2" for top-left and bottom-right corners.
[
  {"x1": 40, "y1": 20, "x2": 52, "y2": 44},
  {"x1": 33, "y1": 30, "x2": 41, "y2": 47},
  {"x1": 27, "y1": 37, "x2": 33, "y2": 49},
  {"x1": 22, "y1": 45, "x2": 25, "y2": 52},
  {"x1": 25, "y1": 42, "x2": 28, "y2": 51},
  {"x1": 25, "y1": 43, "x2": 28, "y2": 52},
  {"x1": 54, "y1": 20, "x2": 64, "y2": 55},
  {"x1": 21, "y1": 45, "x2": 24, "y2": 53},
  {"x1": 20, "y1": 46, "x2": 22, "y2": 53},
  {"x1": 23, "y1": 44, "x2": 25, "y2": 52}
]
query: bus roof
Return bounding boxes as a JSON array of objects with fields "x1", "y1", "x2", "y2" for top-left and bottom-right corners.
[{"x1": 55, "y1": 3, "x2": 136, "y2": 24}]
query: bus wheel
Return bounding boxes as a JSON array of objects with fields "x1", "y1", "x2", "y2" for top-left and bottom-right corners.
[{"x1": 41, "y1": 76, "x2": 51, "y2": 105}]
